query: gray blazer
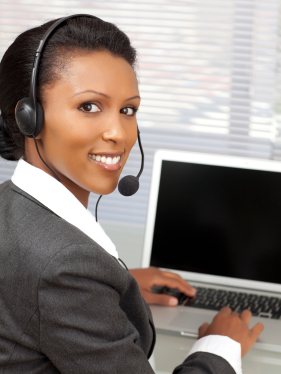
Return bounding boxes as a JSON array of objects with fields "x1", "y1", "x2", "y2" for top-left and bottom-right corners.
[{"x1": 0, "y1": 181, "x2": 235, "y2": 373}]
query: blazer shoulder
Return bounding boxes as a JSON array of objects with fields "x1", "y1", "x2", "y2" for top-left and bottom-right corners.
[{"x1": 0, "y1": 180, "x2": 109, "y2": 275}]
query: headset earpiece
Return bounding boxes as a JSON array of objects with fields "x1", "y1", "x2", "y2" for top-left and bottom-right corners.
[{"x1": 15, "y1": 97, "x2": 43, "y2": 137}]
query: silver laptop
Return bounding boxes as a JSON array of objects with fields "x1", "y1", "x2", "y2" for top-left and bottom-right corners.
[{"x1": 142, "y1": 149, "x2": 281, "y2": 351}]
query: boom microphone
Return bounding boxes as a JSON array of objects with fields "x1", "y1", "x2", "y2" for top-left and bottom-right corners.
[
  {"x1": 95, "y1": 129, "x2": 144, "y2": 221},
  {"x1": 118, "y1": 128, "x2": 144, "y2": 196}
]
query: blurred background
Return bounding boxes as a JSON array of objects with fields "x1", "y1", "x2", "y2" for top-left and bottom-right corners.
[{"x1": 1, "y1": 0, "x2": 281, "y2": 266}]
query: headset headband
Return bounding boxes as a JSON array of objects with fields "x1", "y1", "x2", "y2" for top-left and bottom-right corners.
[{"x1": 30, "y1": 14, "x2": 94, "y2": 110}]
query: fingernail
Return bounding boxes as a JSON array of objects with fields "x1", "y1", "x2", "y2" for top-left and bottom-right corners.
[{"x1": 169, "y1": 298, "x2": 178, "y2": 306}]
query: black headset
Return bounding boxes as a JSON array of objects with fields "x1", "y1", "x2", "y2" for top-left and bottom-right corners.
[
  {"x1": 14, "y1": 14, "x2": 144, "y2": 198},
  {"x1": 15, "y1": 14, "x2": 93, "y2": 138}
]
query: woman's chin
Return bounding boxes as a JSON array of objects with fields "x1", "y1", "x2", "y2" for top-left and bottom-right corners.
[{"x1": 92, "y1": 181, "x2": 119, "y2": 196}]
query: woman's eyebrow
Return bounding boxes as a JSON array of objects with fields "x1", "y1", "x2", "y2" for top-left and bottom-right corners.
[
  {"x1": 125, "y1": 95, "x2": 141, "y2": 101},
  {"x1": 72, "y1": 89, "x2": 110, "y2": 98},
  {"x1": 72, "y1": 89, "x2": 140, "y2": 102}
]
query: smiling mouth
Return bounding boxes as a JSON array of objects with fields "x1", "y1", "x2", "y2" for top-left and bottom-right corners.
[{"x1": 88, "y1": 154, "x2": 121, "y2": 166}]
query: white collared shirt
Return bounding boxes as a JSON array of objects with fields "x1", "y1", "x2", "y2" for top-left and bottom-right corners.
[{"x1": 11, "y1": 159, "x2": 118, "y2": 259}]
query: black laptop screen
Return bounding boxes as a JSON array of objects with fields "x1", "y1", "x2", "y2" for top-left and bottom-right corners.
[{"x1": 150, "y1": 160, "x2": 281, "y2": 284}]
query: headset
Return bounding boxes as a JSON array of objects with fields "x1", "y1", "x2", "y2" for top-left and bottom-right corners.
[
  {"x1": 15, "y1": 14, "x2": 92, "y2": 137},
  {"x1": 13, "y1": 14, "x2": 144, "y2": 198}
]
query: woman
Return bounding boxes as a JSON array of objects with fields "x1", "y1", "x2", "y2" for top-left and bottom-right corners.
[{"x1": 0, "y1": 14, "x2": 263, "y2": 373}]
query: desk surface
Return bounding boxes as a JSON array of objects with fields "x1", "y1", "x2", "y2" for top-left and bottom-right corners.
[{"x1": 150, "y1": 331, "x2": 281, "y2": 374}]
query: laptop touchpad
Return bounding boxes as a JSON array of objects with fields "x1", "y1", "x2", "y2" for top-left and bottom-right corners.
[{"x1": 170, "y1": 308, "x2": 217, "y2": 333}]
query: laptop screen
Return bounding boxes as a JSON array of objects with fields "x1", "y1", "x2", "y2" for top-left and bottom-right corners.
[{"x1": 145, "y1": 151, "x2": 281, "y2": 285}]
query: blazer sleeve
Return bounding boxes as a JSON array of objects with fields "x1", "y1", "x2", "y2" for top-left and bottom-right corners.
[
  {"x1": 38, "y1": 243, "x2": 155, "y2": 374},
  {"x1": 173, "y1": 352, "x2": 236, "y2": 373}
]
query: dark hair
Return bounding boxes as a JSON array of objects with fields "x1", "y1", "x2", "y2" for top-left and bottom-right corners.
[{"x1": 0, "y1": 15, "x2": 136, "y2": 160}]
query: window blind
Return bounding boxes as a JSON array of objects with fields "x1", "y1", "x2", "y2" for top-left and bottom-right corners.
[{"x1": 0, "y1": 0, "x2": 281, "y2": 227}]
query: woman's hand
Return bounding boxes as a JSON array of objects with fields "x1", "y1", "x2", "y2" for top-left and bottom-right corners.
[
  {"x1": 129, "y1": 267, "x2": 196, "y2": 306},
  {"x1": 198, "y1": 307, "x2": 264, "y2": 356}
]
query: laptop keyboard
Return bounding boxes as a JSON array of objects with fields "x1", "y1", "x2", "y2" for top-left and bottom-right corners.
[{"x1": 185, "y1": 287, "x2": 281, "y2": 319}]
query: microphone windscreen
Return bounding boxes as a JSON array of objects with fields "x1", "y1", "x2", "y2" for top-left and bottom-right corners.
[{"x1": 118, "y1": 175, "x2": 139, "y2": 196}]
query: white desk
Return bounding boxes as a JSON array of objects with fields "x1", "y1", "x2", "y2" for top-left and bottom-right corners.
[{"x1": 150, "y1": 331, "x2": 281, "y2": 373}]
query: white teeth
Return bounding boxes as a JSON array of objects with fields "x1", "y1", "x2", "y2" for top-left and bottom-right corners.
[{"x1": 90, "y1": 154, "x2": 120, "y2": 165}]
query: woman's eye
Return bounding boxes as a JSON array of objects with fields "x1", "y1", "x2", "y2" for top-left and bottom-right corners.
[
  {"x1": 120, "y1": 107, "x2": 138, "y2": 116},
  {"x1": 80, "y1": 103, "x2": 100, "y2": 113}
]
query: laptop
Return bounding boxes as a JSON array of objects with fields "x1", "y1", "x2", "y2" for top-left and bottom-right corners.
[{"x1": 142, "y1": 149, "x2": 281, "y2": 351}]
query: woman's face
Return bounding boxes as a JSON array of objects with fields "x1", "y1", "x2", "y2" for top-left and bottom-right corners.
[{"x1": 30, "y1": 50, "x2": 140, "y2": 206}]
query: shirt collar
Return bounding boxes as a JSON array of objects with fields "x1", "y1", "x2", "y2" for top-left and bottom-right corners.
[{"x1": 11, "y1": 159, "x2": 118, "y2": 259}]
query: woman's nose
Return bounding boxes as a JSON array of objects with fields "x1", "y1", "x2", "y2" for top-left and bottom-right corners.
[{"x1": 102, "y1": 114, "x2": 126, "y2": 143}]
